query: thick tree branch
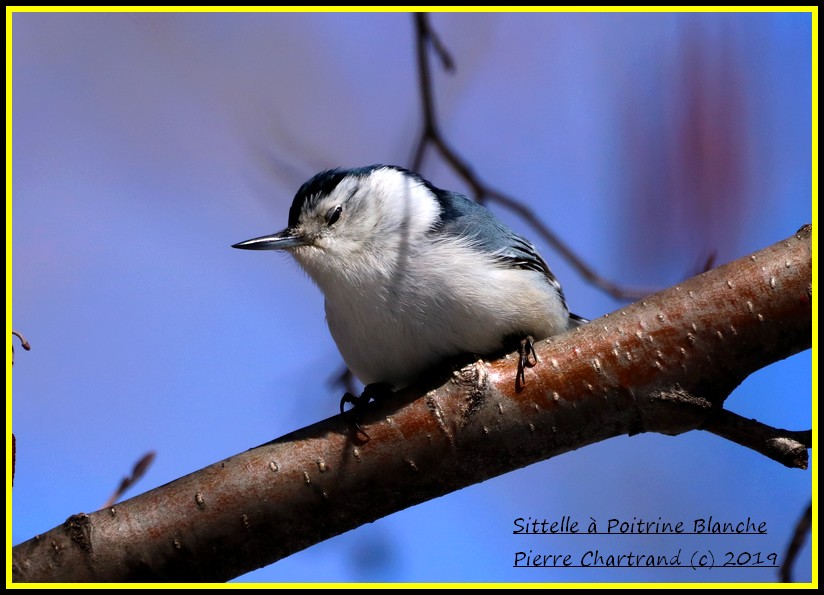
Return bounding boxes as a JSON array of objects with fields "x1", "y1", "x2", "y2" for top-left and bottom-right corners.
[{"x1": 11, "y1": 225, "x2": 812, "y2": 583}]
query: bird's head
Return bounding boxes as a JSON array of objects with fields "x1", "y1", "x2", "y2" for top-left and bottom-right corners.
[{"x1": 233, "y1": 165, "x2": 442, "y2": 285}]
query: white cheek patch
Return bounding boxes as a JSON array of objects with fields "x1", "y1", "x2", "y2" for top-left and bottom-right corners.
[{"x1": 366, "y1": 168, "x2": 441, "y2": 236}]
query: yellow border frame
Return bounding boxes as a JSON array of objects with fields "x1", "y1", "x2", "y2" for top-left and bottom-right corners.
[{"x1": 5, "y1": 5, "x2": 817, "y2": 589}]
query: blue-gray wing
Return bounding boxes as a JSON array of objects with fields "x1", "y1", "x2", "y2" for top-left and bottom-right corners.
[{"x1": 429, "y1": 189, "x2": 565, "y2": 294}]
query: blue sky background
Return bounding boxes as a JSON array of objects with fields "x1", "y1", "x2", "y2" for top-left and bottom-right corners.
[{"x1": 10, "y1": 10, "x2": 813, "y2": 584}]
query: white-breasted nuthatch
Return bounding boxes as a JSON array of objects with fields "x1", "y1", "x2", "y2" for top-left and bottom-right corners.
[{"x1": 233, "y1": 165, "x2": 585, "y2": 394}]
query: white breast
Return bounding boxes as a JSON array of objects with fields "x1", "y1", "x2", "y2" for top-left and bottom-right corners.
[{"x1": 323, "y1": 238, "x2": 570, "y2": 388}]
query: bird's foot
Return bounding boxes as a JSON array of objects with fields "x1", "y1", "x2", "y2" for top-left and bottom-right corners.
[
  {"x1": 516, "y1": 335, "x2": 539, "y2": 390},
  {"x1": 339, "y1": 382, "x2": 394, "y2": 439}
]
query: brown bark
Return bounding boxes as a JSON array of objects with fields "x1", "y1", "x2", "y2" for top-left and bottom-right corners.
[{"x1": 11, "y1": 225, "x2": 812, "y2": 583}]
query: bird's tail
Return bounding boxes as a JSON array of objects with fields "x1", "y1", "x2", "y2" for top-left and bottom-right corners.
[{"x1": 568, "y1": 313, "x2": 589, "y2": 328}]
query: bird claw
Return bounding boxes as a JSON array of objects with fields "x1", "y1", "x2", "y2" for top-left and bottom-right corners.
[
  {"x1": 339, "y1": 391, "x2": 367, "y2": 415},
  {"x1": 516, "y1": 335, "x2": 539, "y2": 390},
  {"x1": 339, "y1": 383, "x2": 394, "y2": 439}
]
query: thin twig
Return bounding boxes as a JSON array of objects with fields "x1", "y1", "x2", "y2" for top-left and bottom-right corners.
[
  {"x1": 12, "y1": 330, "x2": 31, "y2": 351},
  {"x1": 697, "y1": 251, "x2": 718, "y2": 274},
  {"x1": 779, "y1": 502, "x2": 812, "y2": 582},
  {"x1": 420, "y1": 14, "x2": 454, "y2": 72},
  {"x1": 411, "y1": 13, "x2": 661, "y2": 301},
  {"x1": 102, "y1": 452, "x2": 157, "y2": 509},
  {"x1": 12, "y1": 330, "x2": 31, "y2": 366},
  {"x1": 11, "y1": 331, "x2": 32, "y2": 483},
  {"x1": 702, "y1": 410, "x2": 810, "y2": 469}
]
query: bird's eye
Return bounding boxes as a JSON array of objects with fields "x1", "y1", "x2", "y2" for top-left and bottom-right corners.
[{"x1": 325, "y1": 205, "x2": 343, "y2": 226}]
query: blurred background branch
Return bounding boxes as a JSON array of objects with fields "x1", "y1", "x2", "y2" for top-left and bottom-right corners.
[{"x1": 412, "y1": 14, "x2": 656, "y2": 300}]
